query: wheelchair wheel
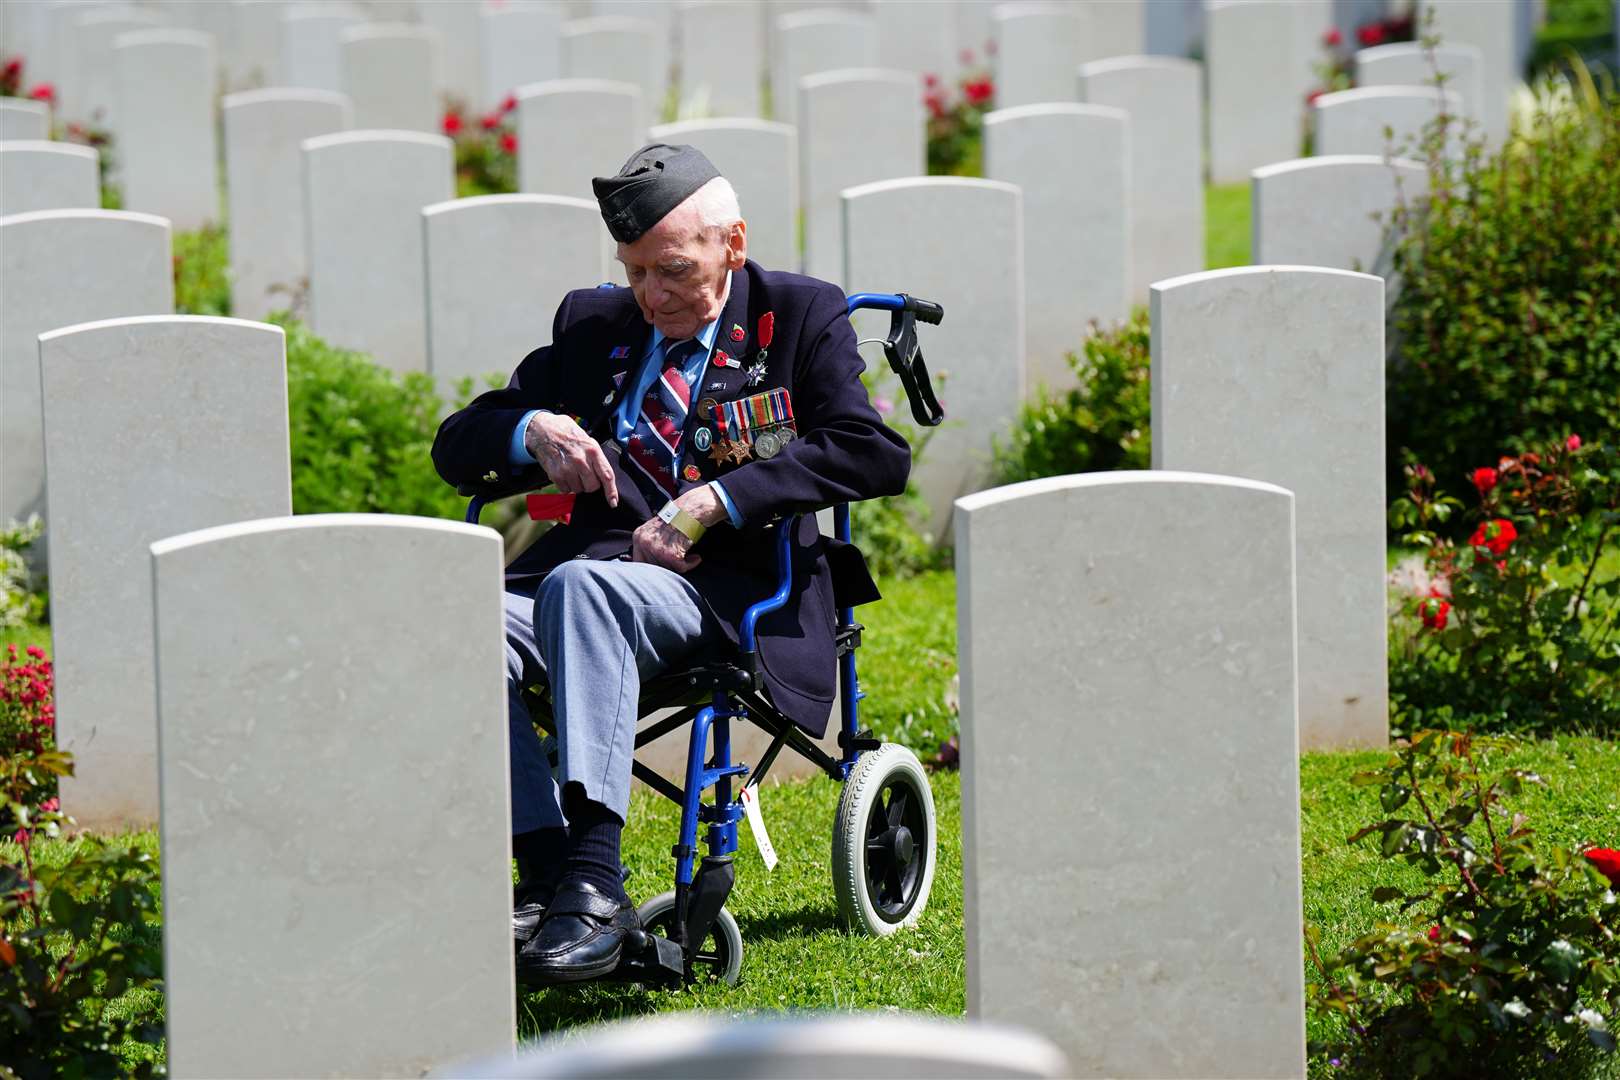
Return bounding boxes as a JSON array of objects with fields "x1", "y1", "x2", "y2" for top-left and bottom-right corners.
[
  {"x1": 636, "y1": 890, "x2": 744, "y2": 986},
  {"x1": 832, "y1": 743, "x2": 937, "y2": 936}
]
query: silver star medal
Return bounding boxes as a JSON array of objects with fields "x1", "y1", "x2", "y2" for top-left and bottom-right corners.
[{"x1": 744, "y1": 360, "x2": 768, "y2": 387}]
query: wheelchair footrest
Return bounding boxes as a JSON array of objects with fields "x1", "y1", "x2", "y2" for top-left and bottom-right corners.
[{"x1": 610, "y1": 930, "x2": 686, "y2": 986}]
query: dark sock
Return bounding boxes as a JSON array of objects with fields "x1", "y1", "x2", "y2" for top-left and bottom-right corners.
[
  {"x1": 561, "y1": 786, "x2": 627, "y2": 902},
  {"x1": 512, "y1": 827, "x2": 568, "y2": 894}
]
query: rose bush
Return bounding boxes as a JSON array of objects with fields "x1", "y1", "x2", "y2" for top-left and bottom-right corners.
[
  {"x1": 1388, "y1": 435, "x2": 1620, "y2": 736},
  {"x1": 924, "y1": 60, "x2": 994, "y2": 177},
  {"x1": 444, "y1": 95, "x2": 518, "y2": 196},
  {"x1": 1308, "y1": 731, "x2": 1619, "y2": 1078}
]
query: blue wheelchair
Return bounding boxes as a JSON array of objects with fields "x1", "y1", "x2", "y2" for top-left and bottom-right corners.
[{"x1": 464, "y1": 292, "x2": 946, "y2": 987}]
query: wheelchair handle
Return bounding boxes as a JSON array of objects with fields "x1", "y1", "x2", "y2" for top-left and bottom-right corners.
[
  {"x1": 845, "y1": 292, "x2": 946, "y2": 428},
  {"x1": 738, "y1": 513, "x2": 799, "y2": 656}
]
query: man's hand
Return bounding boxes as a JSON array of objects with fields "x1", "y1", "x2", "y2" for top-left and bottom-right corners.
[
  {"x1": 525, "y1": 412, "x2": 618, "y2": 507},
  {"x1": 631, "y1": 484, "x2": 729, "y2": 573}
]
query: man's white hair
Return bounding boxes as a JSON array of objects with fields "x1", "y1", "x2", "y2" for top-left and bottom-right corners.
[{"x1": 685, "y1": 175, "x2": 742, "y2": 230}]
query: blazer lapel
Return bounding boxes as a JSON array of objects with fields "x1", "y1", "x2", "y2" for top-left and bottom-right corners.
[{"x1": 585, "y1": 307, "x2": 654, "y2": 435}]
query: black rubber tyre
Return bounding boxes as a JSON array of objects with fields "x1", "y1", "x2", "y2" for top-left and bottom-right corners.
[{"x1": 635, "y1": 890, "x2": 744, "y2": 985}]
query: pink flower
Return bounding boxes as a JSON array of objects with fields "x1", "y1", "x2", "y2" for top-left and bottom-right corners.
[
  {"x1": 1323, "y1": 27, "x2": 1342, "y2": 47},
  {"x1": 1427, "y1": 925, "x2": 1441, "y2": 942},
  {"x1": 873, "y1": 396, "x2": 894, "y2": 416},
  {"x1": 923, "y1": 73, "x2": 939, "y2": 89},
  {"x1": 500, "y1": 132, "x2": 518, "y2": 155},
  {"x1": 441, "y1": 110, "x2": 463, "y2": 135},
  {"x1": 1567, "y1": 434, "x2": 1582, "y2": 451},
  {"x1": 25, "y1": 646, "x2": 42, "y2": 659},
  {"x1": 28, "y1": 82, "x2": 54, "y2": 104},
  {"x1": 501, "y1": 93, "x2": 518, "y2": 114}
]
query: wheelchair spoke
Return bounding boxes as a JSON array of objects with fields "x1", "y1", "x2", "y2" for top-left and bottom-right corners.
[{"x1": 886, "y1": 787, "x2": 909, "y2": 829}]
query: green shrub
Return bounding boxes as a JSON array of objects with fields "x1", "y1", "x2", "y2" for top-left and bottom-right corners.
[
  {"x1": 1529, "y1": 0, "x2": 1617, "y2": 81},
  {"x1": 1387, "y1": 435, "x2": 1620, "y2": 737},
  {"x1": 279, "y1": 317, "x2": 470, "y2": 519},
  {"x1": 1308, "y1": 731, "x2": 1619, "y2": 1078},
  {"x1": 173, "y1": 224, "x2": 231, "y2": 316},
  {"x1": 991, "y1": 308, "x2": 1150, "y2": 485},
  {"x1": 0, "y1": 518, "x2": 45, "y2": 630},
  {"x1": 925, "y1": 65, "x2": 994, "y2": 177},
  {"x1": 851, "y1": 415, "x2": 948, "y2": 580},
  {"x1": 1385, "y1": 68, "x2": 1620, "y2": 512}
]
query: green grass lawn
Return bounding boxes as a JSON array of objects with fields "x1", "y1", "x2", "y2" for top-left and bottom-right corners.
[{"x1": 1207, "y1": 181, "x2": 1253, "y2": 269}]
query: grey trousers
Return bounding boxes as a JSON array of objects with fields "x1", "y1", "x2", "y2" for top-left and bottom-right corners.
[{"x1": 504, "y1": 559, "x2": 717, "y2": 834}]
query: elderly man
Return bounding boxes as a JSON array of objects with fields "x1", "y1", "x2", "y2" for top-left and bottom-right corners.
[{"x1": 432, "y1": 144, "x2": 909, "y2": 985}]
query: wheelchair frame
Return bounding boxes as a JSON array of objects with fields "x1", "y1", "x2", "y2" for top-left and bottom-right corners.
[{"x1": 464, "y1": 291, "x2": 944, "y2": 985}]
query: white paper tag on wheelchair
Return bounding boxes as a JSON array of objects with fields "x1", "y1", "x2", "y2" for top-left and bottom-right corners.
[{"x1": 740, "y1": 786, "x2": 778, "y2": 871}]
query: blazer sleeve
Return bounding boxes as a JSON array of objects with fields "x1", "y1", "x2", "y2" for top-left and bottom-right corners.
[
  {"x1": 431, "y1": 293, "x2": 572, "y2": 493},
  {"x1": 717, "y1": 286, "x2": 911, "y2": 522}
]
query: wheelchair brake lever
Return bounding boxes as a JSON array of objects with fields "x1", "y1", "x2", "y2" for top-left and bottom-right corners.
[{"x1": 883, "y1": 306, "x2": 945, "y2": 428}]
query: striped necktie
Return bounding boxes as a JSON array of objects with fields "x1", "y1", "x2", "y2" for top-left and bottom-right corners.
[{"x1": 625, "y1": 338, "x2": 699, "y2": 496}]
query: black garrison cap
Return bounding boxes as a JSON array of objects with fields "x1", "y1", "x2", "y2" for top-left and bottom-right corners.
[{"x1": 592, "y1": 143, "x2": 721, "y2": 244}]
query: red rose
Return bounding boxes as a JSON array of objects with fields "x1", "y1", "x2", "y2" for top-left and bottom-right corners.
[
  {"x1": 1419, "y1": 596, "x2": 1450, "y2": 631},
  {"x1": 924, "y1": 73, "x2": 939, "y2": 88},
  {"x1": 1427, "y1": 925, "x2": 1441, "y2": 942},
  {"x1": 1586, "y1": 848, "x2": 1620, "y2": 885},
  {"x1": 1567, "y1": 434, "x2": 1582, "y2": 451},
  {"x1": 441, "y1": 110, "x2": 463, "y2": 135},
  {"x1": 1469, "y1": 518, "x2": 1518, "y2": 557},
  {"x1": 500, "y1": 131, "x2": 518, "y2": 154},
  {"x1": 29, "y1": 82, "x2": 54, "y2": 104},
  {"x1": 501, "y1": 93, "x2": 518, "y2": 113},
  {"x1": 3, "y1": 58, "x2": 21, "y2": 79},
  {"x1": 1469, "y1": 466, "x2": 1498, "y2": 495},
  {"x1": 925, "y1": 92, "x2": 945, "y2": 120},
  {"x1": 1322, "y1": 27, "x2": 1342, "y2": 47},
  {"x1": 480, "y1": 112, "x2": 500, "y2": 130},
  {"x1": 25, "y1": 646, "x2": 43, "y2": 659},
  {"x1": 1357, "y1": 24, "x2": 1385, "y2": 46},
  {"x1": 964, "y1": 78, "x2": 993, "y2": 106}
]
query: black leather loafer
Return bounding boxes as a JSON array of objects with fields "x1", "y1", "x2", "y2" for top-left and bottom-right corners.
[
  {"x1": 515, "y1": 880, "x2": 640, "y2": 985},
  {"x1": 513, "y1": 890, "x2": 550, "y2": 951}
]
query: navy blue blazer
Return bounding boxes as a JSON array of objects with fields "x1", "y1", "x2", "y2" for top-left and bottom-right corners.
[{"x1": 432, "y1": 259, "x2": 912, "y2": 736}]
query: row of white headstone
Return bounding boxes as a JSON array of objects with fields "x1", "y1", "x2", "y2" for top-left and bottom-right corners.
[{"x1": 13, "y1": 264, "x2": 1356, "y2": 1072}]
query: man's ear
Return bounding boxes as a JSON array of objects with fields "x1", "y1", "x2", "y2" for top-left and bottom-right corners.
[{"x1": 725, "y1": 220, "x2": 747, "y2": 270}]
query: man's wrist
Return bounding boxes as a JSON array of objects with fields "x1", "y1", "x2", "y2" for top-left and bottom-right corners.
[
  {"x1": 658, "y1": 500, "x2": 707, "y2": 542},
  {"x1": 676, "y1": 483, "x2": 729, "y2": 529}
]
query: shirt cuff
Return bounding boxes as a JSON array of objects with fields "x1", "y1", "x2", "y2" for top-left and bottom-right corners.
[
  {"x1": 710, "y1": 480, "x2": 744, "y2": 527},
  {"x1": 509, "y1": 409, "x2": 542, "y2": 466}
]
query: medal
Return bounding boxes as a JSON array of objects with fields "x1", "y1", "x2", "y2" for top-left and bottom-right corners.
[
  {"x1": 708, "y1": 440, "x2": 731, "y2": 465},
  {"x1": 754, "y1": 429, "x2": 782, "y2": 459},
  {"x1": 727, "y1": 439, "x2": 752, "y2": 464},
  {"x1": 683, "y1": 463, "x2": 702, "y2": 482},
  {"x1": 744, "y1": 360, "x2": 767, "y2": 387},
  {"x1": 697, "y1": 397, "x2": 718, "y2": 419},
  {"x1": 693, "y1": 426, "x2": 713, "y2": 451}
]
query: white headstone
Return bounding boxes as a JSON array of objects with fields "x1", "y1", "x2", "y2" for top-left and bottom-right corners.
[
  {"x1": 0, "y1": 209, "x2": 174, "y2": 528},
  {"x1": 953, "y1": 0, "x2": 998, "y2": 62},
  {"x1": 0, "y1": 99, "x2": 50, "y2": 140},
  {"x1": 562, "y1": 16, "x2": 663, "y2": 106},
  {"x1": 1206, "y1": 0, "x2": 1306, "y2": 183},
  {"x1": 279, "y1": 4, "x2": 363, "y2": 93},
  {"x1": 424, "y1": 193, "x2": 607, "y2": 390},
  {"x1": 341, "y1": 23, "x2": 442, "y2": 132},
  {"x1": 801, "y1": 69, "x2": 923, "y2": 284},
  {"x1": 302, "y1": 130, "x2": 453, "y2": 372},
  {"x1": 956, "y1": 470, "x2": 1305, "y2": 1078},
  {"x1": 516, "y1": 79, "x2": 642, "y2": 200},
  {"x1": 113, "y1": 29, "x2": 219, "y2": 231},
  {"x1": 40, "y1": 316, "x2": 290, "y2": 831},
  {"x1": 230, "y1": 0, "x2": 283, "y2": 88},
  {"x1": 992, "y1": 3, "x2": 1082, "y2": 108},
  {"x1": 843, "y1": 178, "x2": 1023, "y2": 538},
  {"x1": 1077, "y1": 55, "x2": 1204, "y2": 305},
  {"x1": 678, "y1": 0, "x2": 765, "y2": 117},
  {"x1": 1313, "y1": 85, "x2": 1460, "y2": 157},
  {"x1": 984, "y1": 104, "x2": 1129, "y2": 390},
  {"x1": 68, "y1": 5, "x2": 166, "y2": 125},
  {"x1": 1152, "y1": 265, "x2": 1387, "y2": 749},
  {"x1": 1252, "y1": 155, "x2": 1428, "y2": 271},
  {"x1": 225, "y1": 88, "x2": 352, "y2": 321},
  {"x1": 1086, "y1": 0, "x2": 1147, "y2": 57},
  {"x1": 482, "y1": 2, "x2": 562, "y2": 109},
  {"x1": 152, "y1": 514, "x2": 514, "y2": 1078},
  {"x1": 648, "y1": 118, "x2": 797, "y2": 272},
  {"x1": 771, "y1": 9, "x2": 877, "y2": 125},
  {"x1": 873, "y1": 0, "x2": 956, "y2": 80},
  {"x1": 0, "y1": 142, "x2": 99, "y2": 216},
  {"x1": 591, "y1": 0, "x2": 674, "y2": 97},
  {"x1": 1419, "y1": 0, "x2": 1514, "y2": 146},
  {"x1": 420, "y1": 0, "x2": 483, "y2": 108},
  {"x1": 1356, "y1": 41, "x2": 1485, "y2": 133}
]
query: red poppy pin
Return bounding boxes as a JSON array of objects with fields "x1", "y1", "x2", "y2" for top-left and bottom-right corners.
[
  {"x1": 683, "y1": 464, "x2": 702, "y2": 482},
  {"x1": 729, "y1": 323, "x2": 745, "y2": 342}
]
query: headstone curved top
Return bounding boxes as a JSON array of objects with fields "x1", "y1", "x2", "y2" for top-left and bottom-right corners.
[
  {"x1": 515, "y1": 79, "x2": 643, "y2": 201},
  {"x1": 0, "y1": 99, "x2": 51, "y2": 140},
  {"x1": 1252, "y1": 154, "x2": 1429, "y2": 271},
  {"x1": 1356, "y1": 41, "x2": 1485, "y2": 129},
  {"x1": 0, "y1": 142, "x2": 100, "y2": 216},
  {"x1": 648, "y1": 118, "x2": 797, "y2": 272},
  {"x1": 39, "y1": 314, "x2": 290, "y2": 831},
  {"x1": 66, "y1": 6, "x2": 167, "y2": 124},
  {"x1": 150, "y1": 512, "x2": 513, "y2": 1078},
  {"x1": 340, "y1": 23, "x2": 443, "y2": 133},
  {"x1": 1151, "y1": 264, "x2": 1387, "y2": 750},
  {"x1": 1, "y1": 208, "x2": 174, "y2": 528},
  {"x1": 992, "y1": 3, "x2": 1083, "y2": 108},
  {"x1": 1313, "y1": 84, "x2": 1462, "y2": 158},
  {"x1": 800, "y1": 67, "x2": 924, "y2": 283},
  {"x1": 422, "y1": 193, "x2": 608, "y2": 388},
  {"x1": 1076, "y1": 54, "x2": 1204, "y2": 303},
  {"x1": 113, "y1": 28, "x2": 219, "y2": 231},
  {"x1": 841, "y1": 176, "x2": 1023, "y2": 539},
  {"x1": 278, "y1": 4, "x2": 363, "y2": 93},
  {"x1": 956, "y1": 468, "x2": 1304, "y2": 1077},
  {"x1": 1417, "y1": 0, "x2": 1514, "y2": 146},
  {"x1": 301, "y1": 130, "x2": 453, "y2": 372},
  {"x1": 984, "y1": 102, "x2": 1129, "y2": 390}
]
